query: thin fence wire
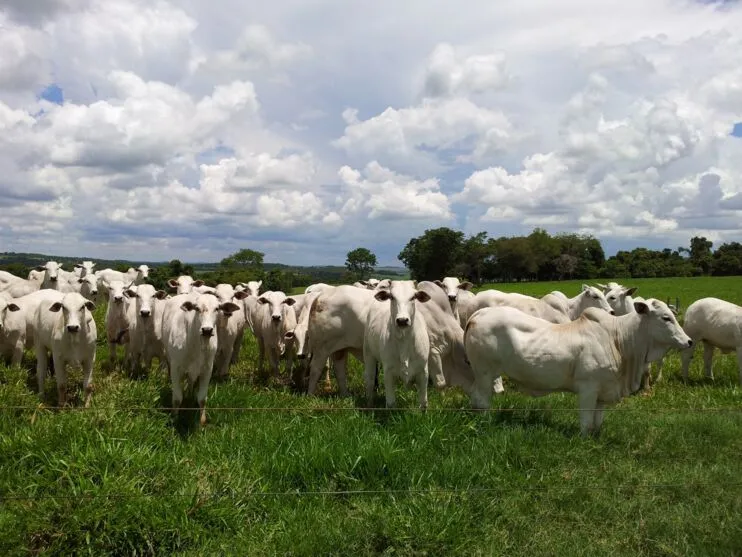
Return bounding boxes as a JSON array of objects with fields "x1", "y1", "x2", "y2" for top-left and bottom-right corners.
[
  {"x1": 3, "y1": 482, "x2": 742, "y2": 502},
  {"x1": 0, "y1": 405, "x2": 741, "y2": 413}
]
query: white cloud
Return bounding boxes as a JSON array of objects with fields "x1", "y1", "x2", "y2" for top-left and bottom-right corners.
[
  {"x1": 3, "y1": 0, "x2": 742, "y2": 264},
  {"x1": 338, "y1": 161, "x2": 452, "y2": 221}
]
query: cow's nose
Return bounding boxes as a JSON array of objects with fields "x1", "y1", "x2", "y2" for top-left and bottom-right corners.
[
  {"x1": 272, "y1": 315, "x2": 282, "y2": 322},
  {"x1": 297, "y1": 353, "x2": 307, "y2": 360},
  {"x1": 50, "y1": 276, "x2": 58, "y2": 282},
  {"x1": 396, "y1": 317, "x2": 410, "y2": 327},
  {"x1": 91, "y1": 290, "x2": 98, "y2": 295},
  {"x1": 609, "y1": 310, "x2": 616, "y2": 315},
  {"x1": 114, "y1": 296, "x2": 123, "y2": 303},
  {"x1": 687, "y1": 339, "x2": 694, "y2": 348},
  {"x1": 67, "y1": 325, "x2": 80, "y2": 333},
  {"x1": 448, "y1": 295, "x2": 457, "y2": 301},
  {"x1": 140, "y1": 310, "x2": 151, "y2": 317},
  {"x1": 201, "y1": 327, "x2": 214, "y2": 337}
]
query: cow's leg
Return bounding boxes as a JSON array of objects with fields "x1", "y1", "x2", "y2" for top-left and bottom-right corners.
[
  {"x1": 680, "y1": 343, "x2": 695, "y2": 382},
  {"x1": 256, "y1": 336, "x2": 266, "y2": 375},
  {"x1": 592, "y1": 401, "x2": 606, "y2": 434},
  {"x1": 170, "y1": 367, "x2": 183, "y2": 418},
  {"x1": 231, "y1": 331, "x2": 243, "y2": 365},
  {"x1": 268, "y1": 346, "x2": 280, "y2": 377},
  {"x1": 654, "y1": 357, "x2": 664, "y2": 383},
  {"x1": 383, "y1": 364, "x2": 397, "y2": 409},
  {"x1": 416, "y1": 365, "x2": 429, "y2": 411},
  {"x1": 53, "y1": 354, "x2": 67, "y2": 408},
  {"x1": 471, "y1": 371, "x2": 494, "y2": 410},
  {"x1": 492, "y1": 376, "x2": 505, "y2": 394},
  {"x1": 81, "y1": 356, "x2": 95, "y2": 408},
  {"x1": 428, "y1": 352, "x2": 446, "y2": 389},
  {"x1": 703, "y1": 341, "x2": 715, "y2": 380},
  {"x1": 196, "y1": 368, "x2": 213, "y2": 427},
  {"x1": 11, "y1": 339, "x2": 23, "y2": 367},
  {"x1": 363, "y1": 350, "x2": 378, "y2": 406},
  {"x1": 333, "y1": 351, "x2": 351, "y2": 397},
  {"x1": 217, "y1": 346, "x2": 231, "y2": 378},
  {"x1": 307, "y1": 350, "x2": 329, "y2": 395},
  {"x1": 36, "y1": 347, "x2": 48, "y2": 402},
  {"x1": 323, "y1": 358, "x2": 332, "y2": 390},
  {"x1": 108, "y1": 338, "x2": 117, "y2": 368},
  {"x1": 577, "y1": 386, "x2": 599, "y2": 437}
]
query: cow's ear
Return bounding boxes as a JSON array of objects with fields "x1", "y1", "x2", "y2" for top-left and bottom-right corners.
[
  {"x1": 154, "y1": 290, "x2": 168, "y2": 300},
  {"x1": 581, "y1": 284, "x2": 590, "y2": 291},
  {"x1": 7, "y1": 303, "x2": 20, "y2": 312},
  {"x1": 375, "y1": 290, "x2": 391, "y2": 302},
  {"x1": 220, "y1": 302, "x2": 241, "y2": 314},
  {"x1": 78, "y1": 278, "x2": 85, "y2": 284},
  {"x1": 634, "y1": 301, "x2": 649, "y2": 314},
  {"x1": 258, "y1": 296, "x2": 270, "y2": 304},
  {"x1": 256, "y1": 280, "x2": 262, "y2": 288},
  {"x1": 181, "y1": 301, "x2": 197, "y2": 312},
  {"x1": 625, "y1": 287, "x2": 638, "y2": 296},
  {"x1": 125, "y1": 289, "x2": 138, "y2": 298},
  {"x1": 192, "y1": 280, "x2": 205, "y2": 287},
  {"x1": 85, "y1": 301, "x2": 96, "y2": 312},
  {"x1": 283, "y1": 297, "x2": 296, "y2": 306},
  {"x1": 49, "y1": 302, "x2": 63, "y2": 312},
  {"x1": 459, "y1": 281, "x2": 473, "y2": 291},
  {"x1": 233, "y1": 291, "x2": 249, "y2": 300},
  {"x1": 433, "y1": 280, "x2": 444, "y2": 288},
  {"x1": 414, "y1": 290, "x2": 431, "y2": 303},
  {"x1": 167, "y1": 279, "x2": 178, "y2": 289}
]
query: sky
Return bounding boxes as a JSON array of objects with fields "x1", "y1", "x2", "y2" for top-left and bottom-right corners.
[{"x1": 1, "y1": 0, "x2": 742, "y2": 266}]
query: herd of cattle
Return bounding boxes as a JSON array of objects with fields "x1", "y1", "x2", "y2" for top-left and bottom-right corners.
[{"x1": 0, "y1": 261, "x2": 740, "y2": 436}]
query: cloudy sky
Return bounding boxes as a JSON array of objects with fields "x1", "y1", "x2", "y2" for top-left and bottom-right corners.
[{"x1": 1, "y1": 0, "x2": 741, "y2": 266}]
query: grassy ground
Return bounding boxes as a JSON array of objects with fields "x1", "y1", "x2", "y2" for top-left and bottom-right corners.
[{"x1": 1, "y1": 277, "x2": 741, "y2": 555}]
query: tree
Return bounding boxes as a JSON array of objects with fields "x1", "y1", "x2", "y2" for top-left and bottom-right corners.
[
  {"x1": 345, "y1": 247, "x2": 377, "y2": 280},
  {"x1": 398, "y1": 227, "x2": 465, "y2": 281},
  {"x1": 689, "y1": 236, "x2": 713, "y2": 275},
  {"x1": 221, "y1": 248, "x2": 264, "y2": 270}
]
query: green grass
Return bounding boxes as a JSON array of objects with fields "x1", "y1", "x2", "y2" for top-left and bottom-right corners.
[{"x1": 1, "y1": 277, "x2": 741, "y2": 555}]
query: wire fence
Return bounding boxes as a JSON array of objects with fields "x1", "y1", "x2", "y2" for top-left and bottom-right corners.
[
  {"x1": 1, "y1": 404, "x2": 741, "y2": 413},
  {"x1": 3, "y1": 482, "x2": 742, "y2": 502}
]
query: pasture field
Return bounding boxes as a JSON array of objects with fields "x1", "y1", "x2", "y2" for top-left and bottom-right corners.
[{"x1": 1, "y1": 277, "x2": 741, "y2": 555}]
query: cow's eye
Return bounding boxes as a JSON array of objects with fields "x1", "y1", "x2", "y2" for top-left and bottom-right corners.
[{"x1": 662, "y1": 316, "x2": 672, "y2": 322}]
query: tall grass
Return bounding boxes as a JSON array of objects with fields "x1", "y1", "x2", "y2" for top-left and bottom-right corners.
[{"x1": 0, "y1": 277, "x2": 740, "y2": 555}]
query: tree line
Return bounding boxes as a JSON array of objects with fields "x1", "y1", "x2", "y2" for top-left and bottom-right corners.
[
  {"x1": 397, "y1": 228, "x2": 742, "y2": 283},
  {"x1": 2, "y1": 229, "x2": 741, "y2": 289}
]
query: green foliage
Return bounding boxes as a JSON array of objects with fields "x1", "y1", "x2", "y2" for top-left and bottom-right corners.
[
  {"x1": 0, "y1": 277, "x2": 741, "y2": 554},
  {"x1": 345, "y1": 247, "x2": 377, "y2": 281},
  {"x1": 220, "y1": 248, "x2": 264, "y2": 270},
  {"x1": 398, "y1": 227, "x2": 466, "y2": 281}
]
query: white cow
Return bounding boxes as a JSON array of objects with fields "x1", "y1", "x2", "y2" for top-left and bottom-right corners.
[
  {"x1": 464, "y1": 299, "x2": 693, "y2": 436},
  {"x1": 293, "y1": 290, "x2": 333, "y2": 390},
  {"x1": 167, "y1": 275, "x2": 205, "y2": 295},
  {"x1": 0, "y1": 270, "x2": 23, "y2": 287},
  {"x1": 254, "y1": 291, "x2": 298, "y2": 378},
  {"x1": 74, "y1": 261, "x2": 96, "y2": 278},
  {"x1": 433, "y1": 277, "x2": 474, "y2": 320},
  {"x1": 363, "y1": 281, "x2": 431, "y2": 409},
  {"x1": 596, "y1": 282, "x2": 623, "y2": 295},
  {"x1": 0, "y1": 275, "x2": 41, "y2": 298},
  {"x1": 465, "y1": 290, "x2": 570, "y2": 324},
  {"x1": 304, "y1": 283, "x2": 334, "y2": 295},
  {"x1": 34, "y1": 291, "x2": 97, "y2": 407},
  {"x1": 305, "y1": 285, "x2": 379, "y2": 396},
  {"x1": 236, "y1": 280, "x2": 262, "y2": 297},
  {"x1": 455, "y1": 289, "x2": 477, "y2": 329},
  {"x1": 541, "y1": 285, "x2": 615, "y2": 320},
  {"x1": 104, "y1": 280, "x2": 134, "y2": 368},
  {"x1": 603, "y1": 284, "x2": 638, "y2": 316},
  {"x1": 97, "y1": 266, "x2": 150, "y2": 299},
  {"x1": 212, "y1": 284, "x2": 250, "y2": 378},
  {"x1": 124, "y1": 284, "x2": 168, "y2": 373},
  {"x1": 0, "y1": 293, "x2": 23, "y2": 366},
  {"x1": 353, "y1": 278, "x2": 382, "y2": 289},
  {"x1": 680, "y1": 297, "x2": 742, "y2": 386},
  {"x1": 33, "y1": 261, "x2": 65, "y2": 290},
  {"x1": 161, "y1": 292, "x2": 241, "y2": 426}
]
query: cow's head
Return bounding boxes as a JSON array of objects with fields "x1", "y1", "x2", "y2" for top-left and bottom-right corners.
[{"x1": 374, "y1": 280, "x2": 431, "y2": 329}]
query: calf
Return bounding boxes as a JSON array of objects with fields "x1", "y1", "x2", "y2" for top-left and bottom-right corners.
[
  {"x1": 161, "y1": 292, "x2": 241, "y2": 425},
  {"x1": 213, "y1": 284, "x2": 250, "y2": 378},
  {"x1": 74, "y1": 261, "x2": 96, "y2": 278},
  {"x1": 34, "y1": 292, "x2": 97, "y2": 407},
  {"x1": 433, "y1": 277, "x2": 474, "y2": 320},
  {"x1": 104, "y1": 280, "x2": 134, "y2": 368},
  {"x1": 464, "y1": 299, "x2": 692, "y2": 436},
  {"x1": 125, "y1": 284, "x2": 168, "y2": 373},
  {"x1": 680, "y1": 297, "x2": 742, "y2": 386},
  {"x1": 254, "y1": 291, "x2": 298, "y2": 378},
  {"x1": 363, "y1": 280, "x2": 431, "y2": 409},
  {"x1": 0, "y1": 293, "x2": 23, "y2": 366},
  {"x1": 167, "y1": 275, "x2": 205, "y2": 295}
]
